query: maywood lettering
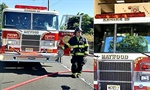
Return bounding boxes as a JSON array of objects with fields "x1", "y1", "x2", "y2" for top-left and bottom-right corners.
[
  {"x1": 24, "y1": 31, "x2": 39, "y2": 34},
  {"x1": 102, "y1": 55, "x2": 128, "y2": 59},
  {"x1": 103, "y1": 18, "x2": 130, "y2": 21}
]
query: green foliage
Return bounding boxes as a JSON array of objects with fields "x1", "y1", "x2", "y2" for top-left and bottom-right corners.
[
  {"x1": 67, "y1": 16, "x2": 80, "y2": 30},
  {"x1": 88, "y1": 28, "x2": 94, "y2": 34},
  {"x1": 0, "y1": 2, "x2": 8, "y2": 12},
  {"x1": 0, "y1": 2, "x2": 8, "y2": 30},
  {"x1": 60, "y1": 25, "x2": 67, "y2": 30},
  {"x1": 109, "y1": 34, "x2": 148, "y2": 52},
  {"x1": 81, "y1": 14, "x2": 93, "y2": 34},
  {"x1": 73, "y1": 22, "x2": 79, "y2": 28},
  {"x1": 82, "y1": 33, "x2": 94, "y2": 42},
  {"x1": 67, "y1": 12, "x2": 93, "y2": 34}
]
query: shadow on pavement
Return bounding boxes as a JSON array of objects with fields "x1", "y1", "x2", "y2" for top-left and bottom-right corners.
[
  {"x1": 50, "y1": 73, "x2": 72, "y2": 78},
  {"x1": 0, "y1": 61, "x2": 50, "y2": 76},
  {"x1": 61, "y1": 85, "x2": 71, "y2": 90}
]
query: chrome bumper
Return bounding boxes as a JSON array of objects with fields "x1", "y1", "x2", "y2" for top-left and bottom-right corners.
[{"x1": 0, "y1": 52, "x2": 60, "y2": 63}]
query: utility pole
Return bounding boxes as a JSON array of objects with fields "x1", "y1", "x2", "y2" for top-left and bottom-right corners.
[
  {"x1": 33, "y1": 0, "x2": 49, "y2": 10},
  {"x1": 48, "y1": 0, "x2": 49, "y2": 11}
]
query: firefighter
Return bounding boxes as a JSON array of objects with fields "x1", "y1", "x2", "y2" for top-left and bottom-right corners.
[{"x1": 61, "y1": 27, "x2": 89, "y2": 78}]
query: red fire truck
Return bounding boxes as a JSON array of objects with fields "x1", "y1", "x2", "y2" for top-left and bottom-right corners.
[
  {"x1": 0, "y1": 5, "x2": 82, "y2": 63},
  {"x1": 94, "y1": 12, "x2": 150, "y2": 90}
]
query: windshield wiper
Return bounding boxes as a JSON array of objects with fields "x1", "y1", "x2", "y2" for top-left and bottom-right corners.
[
  {"x1": 44, "y1": 28, "x2": 52, "y2": 33},
  {"x1": 141, "y1": 52, "x2": 150, "y2": 58},
  {"x1": 33, "y1": 26, "x2": 51, "y2": 33},
  {"x1": 4, "y1": 25, "x2": 22, "y2": 32},
  {"x1": 33, "y1": 26, "x2": 45, "y2": 29},
  {"x1": 120, "y1": 47, "x2": 150, "y2": 58},
  {"x1": 4, "y1": 25, "x2": 15, "y2": 28},
  {"x1": 130, "y1": 48, "x2": 150, "y2": 58},
  {"x1": 16, "y1": 28, "x2": 22, "y2": 32}
]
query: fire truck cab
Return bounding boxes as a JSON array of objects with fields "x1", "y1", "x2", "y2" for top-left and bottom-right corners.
[
  {"x1": 0, "y1": 5, "x2": 82, "y2": 63},
  {"x1": 94, "y1": 12, "x2": 150, "y2": 90}
]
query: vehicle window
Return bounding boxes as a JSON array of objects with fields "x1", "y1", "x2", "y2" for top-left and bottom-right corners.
[
  {"x1": 94, "y1": 23, "x2": 150, "y2": 53},
  {"x1": 32, "y1": 13, "x2": 58, "y2": 30},
  {"x1": 3, "y1": 12, "x2": 31, "y2": 29}
]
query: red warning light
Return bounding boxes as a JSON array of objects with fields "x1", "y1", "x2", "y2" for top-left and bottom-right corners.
[
  {"x1": 7, "y1": 33, "x2": 18, "y2": 39},
  {"x1": 95, "y1": 12, "x2": 145, "y2": 19},
  {"x1": 15, "y1": 5, "x2": 47, "y2": 10},
  {"x1": 141, "y1": 64, "x2": 149, "y2": 69}
]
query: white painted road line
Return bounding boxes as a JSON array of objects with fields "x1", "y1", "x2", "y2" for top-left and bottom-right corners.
[{"x1": 61, "y1": 63, "x2": 94, "y2": 89}]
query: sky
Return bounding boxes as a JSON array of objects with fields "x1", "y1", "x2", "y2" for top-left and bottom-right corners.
[{"x1": 0, "y1": 0, "x2": 94, "y2": 23}]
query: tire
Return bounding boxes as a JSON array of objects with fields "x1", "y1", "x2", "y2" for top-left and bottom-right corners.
[{"x1": 0, "y1": 61, "x2": 6, "y2": 72}]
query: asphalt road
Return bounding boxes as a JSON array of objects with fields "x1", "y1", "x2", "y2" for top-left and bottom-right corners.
[{"x1": 0, "y1": 56, "x2": 94, "y2": 90}]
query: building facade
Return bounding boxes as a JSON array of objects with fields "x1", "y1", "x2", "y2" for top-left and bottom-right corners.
[{"x1": 94, "y1": 0, "x2": 150, "y2": 17}]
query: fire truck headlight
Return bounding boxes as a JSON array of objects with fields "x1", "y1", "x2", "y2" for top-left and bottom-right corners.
[
  {"x1": 49, "y1": 42, "x2": 53, "y2": 46},
  {"x1": 7, "y1": 40, "x2": 19, "y2": 45},
  {"x1": 0, "y1": 55, "x2": 4, "y2": 60},
  {"x1": 140, "y1": 75, "x2": 150, "y2": 81},
  {"x1": 41, "y1": 41, "x2": 55, "y2": 46}
]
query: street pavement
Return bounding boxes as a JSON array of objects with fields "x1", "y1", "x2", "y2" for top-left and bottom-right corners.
[{"x1": 0, "y1": 56, "x2": 94, "y2": 90}]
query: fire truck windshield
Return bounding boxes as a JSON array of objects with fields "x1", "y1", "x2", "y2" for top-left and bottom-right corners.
[
  {"x1": 2, "y1": 12, "x2": 59, "y2": 30},
  {"x1": 94, "y1": 23, "x2": 150, "y2": 53}
]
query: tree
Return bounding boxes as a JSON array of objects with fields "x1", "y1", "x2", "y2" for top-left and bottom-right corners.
[
  {"x1": 60, "y1": 25, "x2": 67, "y2": 30},
  {"x1": 66, "y1": 12, "x2": 93, "y2": 34},
  {"x1": 81, "y1": 13, "x2": 93, "y2": 34},
  {"x1": 108, "y1": 34, "x2": 148, "y2": 52},
  {"x1": 0, "y1": 2, "x2": 8, "y2": 29},
  {"x1": 67, "y1": 16, "x2": 80, "y2": 30}
]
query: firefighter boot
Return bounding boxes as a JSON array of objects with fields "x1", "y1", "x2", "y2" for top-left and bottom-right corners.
[
  {"x1": 71, "y1": 73, "x2": 77, "y2": 78},
  {"x1": 76, "y1": 73, "x2": 81, "y2": 78}
]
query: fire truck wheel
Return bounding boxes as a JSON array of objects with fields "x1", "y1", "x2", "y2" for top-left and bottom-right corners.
[
  {"x1": 0, "y1": 61, "x2": 6, "y2": 68},
  {"x1": 34, "y1": 62, "x2": 43, "y2": 70}
]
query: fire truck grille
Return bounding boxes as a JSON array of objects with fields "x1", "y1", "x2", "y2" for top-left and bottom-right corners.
[
  {"x1": 21, "y1": 35, "x2": 40, "y2": 51},
  {"x1": 98, "y1": 61, "x2": 133, "y2": 90},
  {"x1": 100, "y1": 82, "x2": 132, "y2": 90},
  {"x1": 98, "y1": 62, "x2": 132, "y2": 71},
  {"x1": 99, "y1": 72, "x2": 132, "y2": 81}
]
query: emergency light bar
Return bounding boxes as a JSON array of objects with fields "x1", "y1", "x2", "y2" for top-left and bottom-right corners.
[
  {"x1": 15, "y1": 5, "x2": 47, "y2": 10},
  {"x1": 95, "y1": 12, "x2": 145, "y2": 19}
]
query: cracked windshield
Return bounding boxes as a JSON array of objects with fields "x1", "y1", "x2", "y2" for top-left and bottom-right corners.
[
  {"x1": 94, "y1": 23, "x2": 150, "y2": 53},
  {"x1": 3, "y1": 12, "x2": 58, "y2": 30}
]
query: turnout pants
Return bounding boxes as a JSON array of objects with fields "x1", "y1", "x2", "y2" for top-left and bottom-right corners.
[{"x1": 71, "y1": 56, "x2": 86, "y2": 73}]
